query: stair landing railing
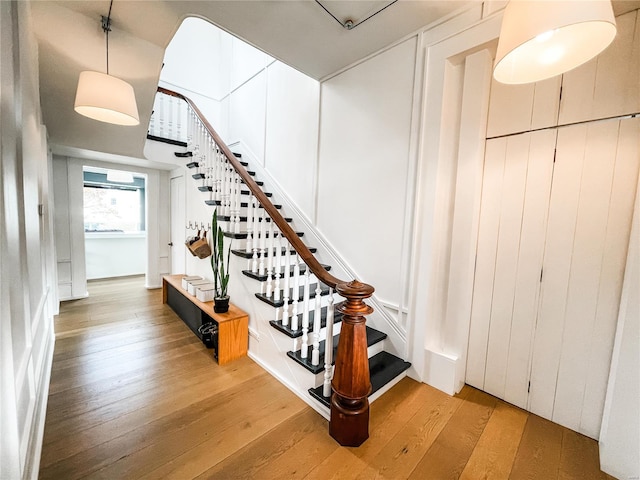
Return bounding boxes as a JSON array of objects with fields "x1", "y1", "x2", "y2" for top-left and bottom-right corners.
[{"x1": 152, "y1": 86, "x2": 375, "y2": 446}]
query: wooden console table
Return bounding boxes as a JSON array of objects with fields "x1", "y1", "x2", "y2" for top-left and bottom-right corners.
[{"x1": 162, "y1": 274, "x2": 248, "y2": 365}]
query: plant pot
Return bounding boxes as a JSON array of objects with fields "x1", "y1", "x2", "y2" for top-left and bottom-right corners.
[{"x1": 214, "y1": 296, "x2": 230, "y2": 313}]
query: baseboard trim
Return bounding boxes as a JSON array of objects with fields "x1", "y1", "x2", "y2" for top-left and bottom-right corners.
[
  {"x1": 23, "y1": 328, "x2": 55, "y2": 480},
  {"x1": 423, "y1": 348, "x2": 459, "y2": 396}
]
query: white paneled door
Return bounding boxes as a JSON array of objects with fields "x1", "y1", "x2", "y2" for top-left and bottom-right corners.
[
  {"x1": 467, "y1": 117, "x2": 640, "y2": 439},
  {"x1": 170, "y1": 176, "x2": 185, "y2": 274}
]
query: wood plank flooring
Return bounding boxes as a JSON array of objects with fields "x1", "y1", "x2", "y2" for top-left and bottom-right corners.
[{"x1": 40, "y1": 276, "x2": 616, "y2": 479}]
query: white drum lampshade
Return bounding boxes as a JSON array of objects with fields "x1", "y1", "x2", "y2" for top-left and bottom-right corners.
[
  {"x1": 494, "y1": 0, "x2": 617, "y2": 84},
  {"x1": 74, "y1": 71, "x2": 140, "y2": 126}
]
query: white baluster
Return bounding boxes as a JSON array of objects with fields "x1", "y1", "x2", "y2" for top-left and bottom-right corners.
[
  {"x1": 251, "y1": 198, "x2": 259, "y2": 274},
  {"x1": 225, "y1": 164, "x2": 232, "y2": 217},
  {"x1": 300, "y1": 268, "x2": 311, "y2": 359},
  {"x1": 176, "y1": 97, "x2": 184, "y2": 142},
  {"x1": 149, "y1": 96, "x2": 156, "y2": 135},
  {"x1": 281, "y1": 239, "x2": 291, "y2": 327},
  {"x1": 258, "y1": 209, "x2": 266, "y2": 278},
  {"x1": 221, "y1": 163, "x2": 228, "y2": 215},
  {"x1": 167, "y1": 95, "x2": 175, "y2": 139},
  {"x1": 323, "y1": 288, "x2": 335, "y2": 398},
  {"x1": 158, "y1": 94, "x2": 165, "y2": 137},
  {"x1": 234, "y1": 174, "x2": 241, "y2": 234},
  {"x1": 208, "y1": 139, "x2": 215, "y2": 190},
  {"x1": 291, "y1": 255, "x2": 300, "y2": 333},
  {"x1": 311, "y1": 281, "x2": 322, "y2": 366},
  {"x1": 246, "y1": 194, "x2": 253, "y2": 256},
  {"x1": 274, "y1": 228, "x2": 282, "y2": 303},
  {"x1": 265, "y1": 220, "x2": 274, "y2": 297},
  {"x1": 214, "y1": 146, "x2": 223, "y2": 202},
  {"x1": 192, "y1": 121, "x2": 200, "y2": 163},
  {"x1": 186, "y1": 110, "x2": 193, "y2": 152}
]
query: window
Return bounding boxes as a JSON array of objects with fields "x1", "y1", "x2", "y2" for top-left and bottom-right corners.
[{"x1": 83, "y1": 169, "x2": 145, "y2": 233}]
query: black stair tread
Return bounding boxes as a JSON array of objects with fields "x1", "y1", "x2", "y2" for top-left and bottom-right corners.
[
  {"x1": 242, "y1": 263, "x2": 331, "y2": 282},
  {"x1": 308, "y1": 352, "x2": 412, "y2": 408},
  {"x1": 224, "y1": 230, "x2": 303, "y2": 240},
  {"x1": 241, "y1": 189, "x2": 272, "y2": 197},
  {"x1": 174, "y1": 150, "x2": 193, "y2": 157},
  {"x1": 287, "y1": 326, "x2": 387, "y2": 375},
  {"x1": 205, "y1": 200, "x2": 282, "y2": 209},
  {"x1": 192, "y1": 173, "x2": 205, "y2": 179},
  {"x1": 218, "y1": 216, "x2": 293, "y2": 223},
  {"x1": 186, "y1": 161, "x2": 199, "y2": 169},
  {"x1": 146, "y1": 135, "x2": 187, "y2": 147},
  {"x1": 233, "y1": 152, "x2": 242, "y2": 158},
  {"x1": 219, "y1": 215, "x2": 248, "y2": 222},
  {"x1": 198, "y1": 186, "x2": 213, "y2": 192},
  {"x1": 246, "y1": 170, "x2": 256, "y2": 176},
  {"x1": 231, "y1": 246, "x2": 317, "y2": 258},
  {"x1": 242, "y1": 179, "x2": 264, "y2": 186},
  {"x1": 269, "y1": 306, "x2": 343, "y2": 338},
  {"x1": 255, "y1": 283, "x2": 330, "y2": 308}
]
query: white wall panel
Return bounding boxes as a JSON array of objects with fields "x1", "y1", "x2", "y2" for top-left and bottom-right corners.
[
  {"x1": 527, "y1": 124, "x2": 586, "y2": 420},
  {"x1": 582, "y1": 118, "x2": 640, "y2": 436},
  {"x1": 599, "y1": 183, "x2": 640, "y2": 480},
  {"x1": 0, "y1": 1, "x2": 56, "y2": 477},
  {"x1": 559, "y1": 10, "x2": 639, "y2": 125},
  {"x1": 486, "y1": 76, "x2": 560, "y2": 138},
  {"x1": 317, "y1": 38, "x2": 416, "y2": 305},
  {"x1": 466, "y1": 138, "x2": 506, "y2": 389},
  {"x1": 483, "y1": 134, "x2": 532, "y2": 399},
  {"x1": 264, "y1": 62, "x2": 319, "y2": 221},
  {"x1": 231, "y1": 36, "x2": 271, "y2": 92},
  {"x1": 502, "y1": 129, "x2": 555, "y2": 409},
  {"x1": 229, "y1": 72, "x2": 266, "y2": 164},
  {"x1": 161, "y1": 17, "x2": 220, "y2": 98},
  {"x1": 466, "y1": 129, "x2": 556, "y2": 406}
]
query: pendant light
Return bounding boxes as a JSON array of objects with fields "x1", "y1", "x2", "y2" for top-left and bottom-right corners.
[
  {"x1": 494, "y1": 0, "x2": 617, "y2": 84},
  {"x1": 74, "y1": 1, "x2": 139, "y2": 126}
]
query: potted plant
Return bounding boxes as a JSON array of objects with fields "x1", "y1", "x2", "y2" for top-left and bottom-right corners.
[{"x1": 211, "y1": 209, "x2": 232, "y2": 313}]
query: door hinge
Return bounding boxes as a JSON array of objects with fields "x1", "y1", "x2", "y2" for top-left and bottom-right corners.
[
  {"x1": 540, "y1": 268, "x2": 544, "y2": 282},
  {"x1": 528, "y1": 381, "x2": 531, "y2": 393}
]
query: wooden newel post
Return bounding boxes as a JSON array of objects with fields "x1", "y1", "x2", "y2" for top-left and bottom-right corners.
[{"x1": 330, "y1": 280, "x2": 375, "y2": 446}]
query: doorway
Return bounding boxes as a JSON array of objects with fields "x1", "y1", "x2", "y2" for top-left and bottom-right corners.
[{"x1": 82, "y1": 166, "x2": 147, "y2": 280}]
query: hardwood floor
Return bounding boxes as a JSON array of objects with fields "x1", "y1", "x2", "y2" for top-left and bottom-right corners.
[{"x1": 40, "y1": 276, "x2": 615, "y2": 479}]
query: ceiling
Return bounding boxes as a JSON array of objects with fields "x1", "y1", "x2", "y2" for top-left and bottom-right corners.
[{"x1": 31, "y1": 0, "x2": 639, "y2": 162}]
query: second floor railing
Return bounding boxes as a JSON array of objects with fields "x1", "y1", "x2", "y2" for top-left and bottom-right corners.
[{"x1": 153, "y1": 86, "x2": 375, "y2": 447}]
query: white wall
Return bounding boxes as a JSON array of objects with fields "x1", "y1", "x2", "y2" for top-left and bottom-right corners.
[
  {"x1": 317, "y1": 38, "x2": 417, "y2": 309},
  {"x1": 599, "y1": 189, "x2": 640, "y2": 480},
  {"x1": 264, "y1": 62, "x2": 319, "y2": 221},
  {"x1": 85, "y1": 234, "x2": 146, "y2": 279},
  {"x1": 0, "y1": 1, "x2": 57, "y2": 478}
]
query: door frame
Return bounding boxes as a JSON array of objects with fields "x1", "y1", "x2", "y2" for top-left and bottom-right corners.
[
  {"x1": 407, "y1": 11, "x2": 502, "y2": 395},
  {"x1": 170, "y1": 174, "x2": 186, "y2": 275}
]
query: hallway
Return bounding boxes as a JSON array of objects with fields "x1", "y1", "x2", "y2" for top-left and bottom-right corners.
[{"x1": 39, "y1": 277, "x2": 614, "y2": 479}]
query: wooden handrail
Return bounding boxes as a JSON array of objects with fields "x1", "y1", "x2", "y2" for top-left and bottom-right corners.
[{"x1": 157, "y1": 86, "x2": 374, "y2": 446}]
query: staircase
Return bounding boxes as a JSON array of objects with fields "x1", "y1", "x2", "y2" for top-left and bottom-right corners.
[{"x1": 149, "y1": 87, "x2": 411, "y2": 445}]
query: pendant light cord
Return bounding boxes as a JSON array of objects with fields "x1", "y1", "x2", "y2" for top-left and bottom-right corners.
[
  {"x1": 315, "y1": 0, "x2": 398, "y2": 30},
  {"x1": 102, "y1": 0, "x2": 114, "y2": 75}
]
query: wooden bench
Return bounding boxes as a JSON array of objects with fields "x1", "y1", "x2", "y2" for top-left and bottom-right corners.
[{"x1": 162, "y1": 274, "x2": 248, "y2": 365}]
